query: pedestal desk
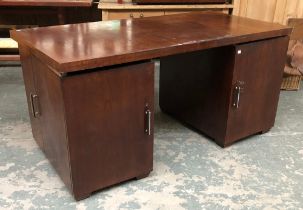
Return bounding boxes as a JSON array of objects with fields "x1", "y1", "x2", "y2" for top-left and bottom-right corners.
[{"x1": 11, "y1": 12, "x2": 291, "y2": 200}]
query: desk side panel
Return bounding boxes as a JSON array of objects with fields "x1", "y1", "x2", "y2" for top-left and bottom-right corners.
[{"x1": 19, "y1": 45, "x2": 44, "y2": 149}]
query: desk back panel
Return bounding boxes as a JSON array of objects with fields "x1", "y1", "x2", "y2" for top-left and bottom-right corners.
[{"x1": 159, "y1": 46, "x2": 235, "y2": 144}]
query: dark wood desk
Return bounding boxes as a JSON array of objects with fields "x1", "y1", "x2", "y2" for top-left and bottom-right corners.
[{"x1": 11, "y1": 12, "x2": 291, "y2": 200}]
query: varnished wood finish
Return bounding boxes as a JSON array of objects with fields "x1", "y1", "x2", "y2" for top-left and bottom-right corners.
[
  {"x1": 17, "y1": 45, "x2": 73, "y2": 193},
  {"x1": 11, "y1": 12, "x2": 291, "y2": 74},
  {"x1": 0, "y1": 4, "x2": 100, "y2": 27},
  {"x1": 31, "y1": 55, "x2": 73, "y2": 192},
  {"x1": 160, "y1": 36, "x2": 289, "y2": 147},
  {"x1": 14, "y1": 13, "x2": 291, "y2": 199},
  {"x1": 18, "y1": 45, "x2": 43, "y2": 149},
  {"x1": 0, "y1": 54, "x2": 19, "y2": 61},
  {"x1": 19, "y1": 43, "x2": 155, "y2": 200},
  {"x1": 225, "y1": 37, "x2": 289, "y2": 146},
  {"x1": 63, "y1": 62, "x2": 154, "y2": 199},
  {"x1": 0, "y1": 0, "x2": 92, "y2": 7},
  {"x1": 160, "y1": 46, "x2": 235, "y2": 144}
]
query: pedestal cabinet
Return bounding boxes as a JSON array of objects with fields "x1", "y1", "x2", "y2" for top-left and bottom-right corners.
[
  {"x1": 19, "y1": 45, "x2": 154, "y2": 200},
  {"x1": 160, "y1": 36, "x2": 289, "y2": 147}
]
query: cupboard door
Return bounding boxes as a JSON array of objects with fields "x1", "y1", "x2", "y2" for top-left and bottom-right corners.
[
  {"x1": 62, "y1": 61, "x2": 154, "y2": 199},
  {"x1": 226, "y1": 37, "x2": 289, "y2": 144},
  {"x1": 19, "y1": 45, "x2": 44, "y2": 149},
  {"x1": 31, "y1": 57, "x2": 73, "y2": 192}
]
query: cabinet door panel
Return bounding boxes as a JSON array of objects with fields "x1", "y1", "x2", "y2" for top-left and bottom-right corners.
[
  {"x1": 19, "y1": 46, "x2": 73, "y2": 193},
  {"x1": 62, "y1": 62, "x2": 154, "y2": 197},
  {"x1": 226, "y1": 37, "x2": 289, "y2": 144},
  {"x1": 19, "y1": 45, "x2": 44, "y2": 149}
]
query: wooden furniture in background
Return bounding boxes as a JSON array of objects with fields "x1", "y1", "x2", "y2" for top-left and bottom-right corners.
[
  {"x1": 11, "y1": 12, "x2": 291, "y2": 200},
  {"x1": 281, "y1": 76, "x2": 302, "y2": 90},
  {"x1": 0, "y1": 0, "x2": 92, "y2": 7},
  {"x1": 232, "y1": 1, "x2": 303, "y2": 90},
  {"x1": 0, "y1": 0, "x2": 100, "y2": 61},
  {"x1": 281, "y1": 18, "x2": 303, "y2": 90},
  {"x1": 0, "y1": 37, "x2": 19, "y2": 61},
  {"x1": 99, "y1": 2, "x2": 234, "y2": 20}
]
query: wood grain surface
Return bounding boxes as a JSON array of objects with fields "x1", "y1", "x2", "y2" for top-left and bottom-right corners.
[
  {"x1": 160, "y1": 36, "x2": 289, "y2": 147},
  {"x1": 11, "y1": 12, "x2": 291, "y2": 74},
  {"x1": 62, "y1": 61, "x2": 154, "y2": 199}
]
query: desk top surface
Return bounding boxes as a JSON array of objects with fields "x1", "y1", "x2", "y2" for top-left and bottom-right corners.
[
  {"x1": 0, "y1": 0, "x2": 92, "y2": 7},
  {"x1": 11, "y1": 12, "x2": 291, "y2": 75}
]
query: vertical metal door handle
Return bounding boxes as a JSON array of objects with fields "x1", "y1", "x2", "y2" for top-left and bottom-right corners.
[
  {"x1": 234, "y1": 86, "x2": 241, "y2": 108},
  {"x1": 233, "y1": 81, "x2": 245, "y2": 109},
  {"x1": 30, "y1": 93, "x2": 40, "y2": 118},
  {"x1": 145, "y1": 109, "x2": 151, "y2": 135}
]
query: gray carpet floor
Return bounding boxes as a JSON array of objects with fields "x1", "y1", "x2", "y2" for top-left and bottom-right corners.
[{"x1": 0, "y1": 63, "x2": 303, "y2": 209}]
